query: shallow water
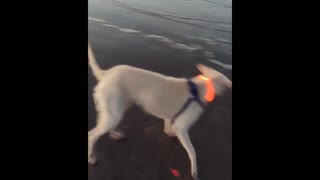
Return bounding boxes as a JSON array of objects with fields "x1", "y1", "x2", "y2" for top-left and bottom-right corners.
[{"x1": 88, "y1": 0, "x2": 232, "y2": 71}]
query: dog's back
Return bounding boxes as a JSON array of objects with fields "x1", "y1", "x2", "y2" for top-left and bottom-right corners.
[{"x1": 99, "y1": 65, "x2": 192, "y2": 119}]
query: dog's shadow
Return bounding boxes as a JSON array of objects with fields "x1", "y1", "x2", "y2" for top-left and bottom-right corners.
[
  {"x1": 89, "y1": 105, "x2": 198, "y2": 180},
  {"x1": 88, "y1": 93, "x2": 231, "y2": 180}
]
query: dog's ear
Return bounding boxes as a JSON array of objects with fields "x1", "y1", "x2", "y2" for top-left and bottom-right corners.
[
  {"x1": 196, "y1": 64, "x2": 232, "y2": 89},
  {"x1": 196, "y1": 64, "x2": 209, "y2": 74},
  {"x1": 196, "y1": 64, "x2": 219, "y2": 77}
]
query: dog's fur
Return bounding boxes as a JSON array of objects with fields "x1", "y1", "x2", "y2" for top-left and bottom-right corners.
[{"x1": 88, "y1": 42, "x2": 232, "y2": 180}]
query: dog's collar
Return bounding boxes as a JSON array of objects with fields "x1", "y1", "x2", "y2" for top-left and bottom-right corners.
[
  {"x1": 171, "y1": 76, "x2": 215, "y2": 123},
  {"x1": 196, "y1": 75, "x2": 215, "y2": 102}
]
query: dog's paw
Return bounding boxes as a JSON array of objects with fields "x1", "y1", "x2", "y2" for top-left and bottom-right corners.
[
  {"x1": 109, "y1": 131, "x2": 125, "y2": 140},
  {"x1": 88, "y1": 156, "x2": 97, "y2": 165},
  {"x1": 192, "y1": 172, "x2": 199, "y2": 180}
]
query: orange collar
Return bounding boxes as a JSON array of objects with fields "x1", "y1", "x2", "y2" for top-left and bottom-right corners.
[{"x1": 196, "y1": 75, "x2": 215, "y2": 102}]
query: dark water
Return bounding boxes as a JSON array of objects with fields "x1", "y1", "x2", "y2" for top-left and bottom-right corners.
[{"x1": 88, "y1": 0, "x2": 232, "y2": 180}]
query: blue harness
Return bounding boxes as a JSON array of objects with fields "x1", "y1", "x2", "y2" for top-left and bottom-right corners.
[{"x1": 171, "y1": 79, "x2": 206, "y2": 124}]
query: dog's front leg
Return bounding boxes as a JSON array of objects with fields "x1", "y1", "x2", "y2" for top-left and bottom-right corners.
[{"x1": 176, "y1": 129, "x2": 199, "y2": 180}]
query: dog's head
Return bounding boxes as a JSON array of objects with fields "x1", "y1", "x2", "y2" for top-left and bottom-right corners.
[{"x1": 196, "y1": 64, "x2": 232, "y2": 95}]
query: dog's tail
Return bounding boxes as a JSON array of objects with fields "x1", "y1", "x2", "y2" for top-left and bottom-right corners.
[{"x1": 88, "y1": 41, "x2": 104, "y2": 80}]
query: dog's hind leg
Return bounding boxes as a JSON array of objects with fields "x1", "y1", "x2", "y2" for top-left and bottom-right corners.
[{"x1": 88, "y1": 88, "x2": 125, "y2": 165}]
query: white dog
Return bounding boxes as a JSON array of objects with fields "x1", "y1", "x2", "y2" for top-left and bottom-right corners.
[{"x1": 88, "y1": 42, "x2": 232, "y2": 180}]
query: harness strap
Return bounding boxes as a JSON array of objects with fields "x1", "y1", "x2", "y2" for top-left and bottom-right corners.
[
  {"x1": 171, "y1": 79, "x2": 205, "y2": 124},
  {"x1": 187, "y1": 79, "x2": 206, "y2": 108}
]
